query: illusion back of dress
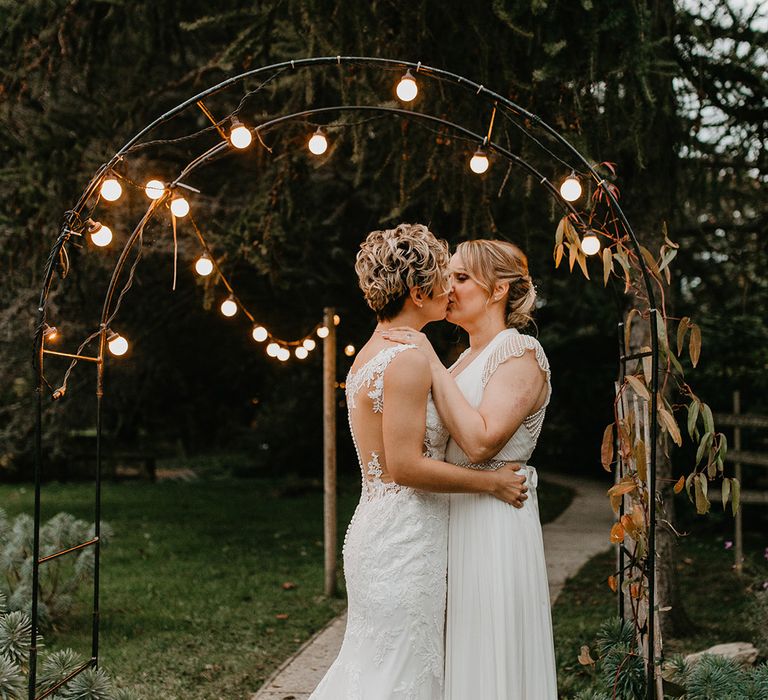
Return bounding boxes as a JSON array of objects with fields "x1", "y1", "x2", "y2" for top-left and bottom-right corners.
[{"x1": 309, "y1": 343, "x2": 449, "y2": 700}]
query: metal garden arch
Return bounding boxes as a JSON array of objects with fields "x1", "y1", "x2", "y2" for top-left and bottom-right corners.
[{"x1": 32, "y1": 56, "x2": 662, "y2": 699}]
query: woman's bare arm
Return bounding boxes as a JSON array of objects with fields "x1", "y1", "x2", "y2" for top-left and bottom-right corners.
[
  {"x1": 427, "y1": 353, "x2": 546, "y2": 463},
  {"x1": 381, "y1": 349, "x2": 528, "y2": 505}
]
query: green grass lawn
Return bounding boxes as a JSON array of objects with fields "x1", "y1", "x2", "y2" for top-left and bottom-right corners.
[
  {"x1": 552, "y1": 502, "x2": 768, "y2": 697},
  {"x1": 1, "y1": 474, "x2": 573, "y2": 699}
]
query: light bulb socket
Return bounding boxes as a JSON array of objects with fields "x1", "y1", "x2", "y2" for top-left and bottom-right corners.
[{"x1": 86, "y1": 219, "x2": 103, "y2": 234}]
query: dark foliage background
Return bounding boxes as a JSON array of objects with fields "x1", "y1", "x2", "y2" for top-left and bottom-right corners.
[{"x1": 1, "y1": 0, "x2": 765, "y2": 483}]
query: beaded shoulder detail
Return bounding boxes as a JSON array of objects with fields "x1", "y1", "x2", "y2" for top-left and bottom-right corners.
[
  {"x1": 481, "y1": 330, "x2": 552, "y2": 442},
  {"x1": 346, "y1": 344, "x2": 417, "y2": 411}
]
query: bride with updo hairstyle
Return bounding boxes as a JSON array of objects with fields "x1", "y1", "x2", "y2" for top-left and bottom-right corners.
[
  {"x1": 310, "y1": 225, "x2": 528, "y2": 700},
  {"x1": 384, "y1": 238, "x2": 559, "y2": 698}
]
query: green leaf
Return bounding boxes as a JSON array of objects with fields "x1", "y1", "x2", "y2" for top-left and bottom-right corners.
[
  {"x1": 721, "y1": 477, "x2": 731, "y2": 510},
  {"x1": 687, "y1": 401, "x2": 700, "y2": 440},
  {"x1": 702, "y1": 403, "x2": 714, "y2": 434},
  {"x1": 695, "y1": 432, "x2": 713, "y2": 466},
  {"x1": 717, "y1": 433, "x2": 728, "y2": 462},
  {"x1": 731, "y1": 478, "x2": 740, "y2": 516}
]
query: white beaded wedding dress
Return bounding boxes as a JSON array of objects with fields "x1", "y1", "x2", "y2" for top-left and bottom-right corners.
[
  {"x1": 310, "y1": 344, "x2": 450, "y2": 700},
  {"x1": 445, "y1": 328, "x2": 558, "y2": 699}
]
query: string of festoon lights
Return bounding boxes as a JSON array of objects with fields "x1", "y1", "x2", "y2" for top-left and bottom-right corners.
[{"x1": 55, "y1": 68, "x2": 598, "y2": 362}]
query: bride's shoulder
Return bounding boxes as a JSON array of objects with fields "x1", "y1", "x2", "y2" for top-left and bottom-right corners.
[{"x1": 384, "y1": 345, "x2": 430, "y2": 387}]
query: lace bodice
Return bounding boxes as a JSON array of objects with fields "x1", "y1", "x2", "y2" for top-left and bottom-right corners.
[
  {"x1": 346, "y1": 344, "x2": 449, "y2": 499},
  {"x1": 311, "y1": 343, "x2": 449, "y2": 699},
  {"x1": 445, "y1": 328, "x2": 551, "y2": 466}
]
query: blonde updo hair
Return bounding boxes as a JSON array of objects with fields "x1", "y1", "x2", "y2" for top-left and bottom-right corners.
[
  {"x1": 355, "y1": 223, "x2": 450, "y2": 321},
  {"x1": 455, "y1": 239, "x2": 537, "y2": 329}
]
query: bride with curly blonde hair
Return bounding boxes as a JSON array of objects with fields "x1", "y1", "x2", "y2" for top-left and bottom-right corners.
[{"x1": 309, "y1": 224, "x2": 527, "y2": 700}]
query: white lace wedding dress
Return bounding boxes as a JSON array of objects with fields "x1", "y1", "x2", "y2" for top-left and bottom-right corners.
[
  {"x1": 310, "y1": 344, "x2": 450, "y2": 700},
  {"x1": 445, "y1": 328, "x2": 558, "y2": 699}
]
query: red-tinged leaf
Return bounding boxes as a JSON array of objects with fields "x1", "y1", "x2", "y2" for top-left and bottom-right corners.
[
  {"x1": 554, "y1": 243, "x2": 564, "y2": 268},
  {"x1": 576, "y1": 250, "x2": 590, "y2": 280},
  {"x1": 563, "y1": 217, "x2": 580, "y2": 245},
  {"x1": 689, "y1": 323, "x2": 701, "y2": 367},
  {"x1": 659, "y1": 406, "x2": 682, "y2": 447},
  {"x1": 578, "y1": 645, "x2": 595, "y2": 665},
  {"x1": 634, "y1": 440, "x2": 647, "y2": 482},
  {"x1": 677, "y1": 317, "x2": 690, "y2": 356},
  {"x1": 275, "y1": 613, "x2": 289, "y2": 620},
  {"x1": 673, "y1": 475, "x2": 685, "y2": 494},
  {"x1": 607, "y1": 481, "x2": 636, "y2": 498},
  {"x1": 624, "y1": 308, "x2": 640, "y2": 354},
  {"x1": 639, "y1": 245, "x2": 662, "y2": 282},
  {"x1": 602, "y1": 248, "x2": 613, "y2": 286},
  {"x1": 626, "y1": 374, "x2": 651, "y2": 402},
  {"x1": 601, "y1": 424, "x2": 614, "y2": 472},
  {"x1": 555, "y1": 217, "x2": 566, "y2": 246},
  {"x1": 630, "y1": 583, "x2": 642, "y2": 599},
  {"x1": 608, "y1": 575, "x2": 618, "y2": 593},
  {"x1": 568, "y1": 242, "x2": 577, "y2": 271},
  {"x1": 610, "y1": 521, "x2": 625, "y2": 543}
]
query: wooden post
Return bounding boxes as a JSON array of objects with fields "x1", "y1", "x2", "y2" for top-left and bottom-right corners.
[
  {"x1": 734, "y1": 390, "x2": 743, "y2": 576},
  {"x1": 323, "y1": 307, "x2": 338, "y2": 596}
]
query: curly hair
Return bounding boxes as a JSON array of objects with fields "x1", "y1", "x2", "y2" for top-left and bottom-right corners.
[
  {"x1": 455, "y1": 239, "x2": 537, "y2": 329},
  {"x1": 355, "y1": 223, "x2": 450, "y2": 321}
]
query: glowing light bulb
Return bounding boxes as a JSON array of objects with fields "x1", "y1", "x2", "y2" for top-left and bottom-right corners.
[
  {"x1": 220, "y1": 296, "x2": 238, "y2": 317},
  {"x1": 560, "y1": 174, "x2": 582, "y2": 202},
  {"x1": 252, "y1": 326, "x2": 268, "y2": 342},
  {"x1": 308, "y1": 128, "x2": 328, "y2": 155},
  {"x1": 396, "y1": 70, "x2": 418, "y2": 102},
  {"x1": 303, "y1": 338, "x2": 316, "y2": 351},
  {"x1": 88, "y1": 221, "x2": 113, "y2": 247},
  {"x1": 107, "y1": 332, "x2": 129, "y2": 357},
  {"x1": 100, "y1": 178, "x2": 123, "y2": 202},
  {"x1": 581, "y1": 233, "x2": 601, "y2": 256},
  {"x1": 266, "y1": 342, "x2": 280, "y2": 357},
  {"x1": 43, "y1": 325, "x2": 58, "y2": 342},
  {"x1": 170, "y1": 197, "x2": 190, "y2": 218},
  {"x1": 333, "y1": 314, "x2": 341, "y2": 326},
  {"x1": 344, "y1": 344, "x2": 356, "y2": 357},
  {"x1": 277, "y1": 347, "x2": 290, "y2": 362},
  {"x1": 145, "y1": 180, "x2": 165, "y2": 200},
  {"x1": 295, "y1": 346, "x2": 308, "y2": 359},
  {"x1": 317, "y1": 326, "x2": 329, "y2": 338},
  {"x1": 195, "y1": 254, "x2": 213, "y2": 276},
  {"x1": 469, "y1": 148, "x2": 489, "y2": 174},
  {"x1": 230, "y1": 120, "x2": 252, "y2": 149}
]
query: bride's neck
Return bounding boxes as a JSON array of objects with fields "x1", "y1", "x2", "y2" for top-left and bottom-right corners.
[
  {"x1": 375, "y1": 308, "x2": 426, "y2": 333},
  {"x1": 464, "y1": 315, "x2": 506, "y2": 350}
]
